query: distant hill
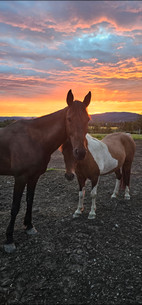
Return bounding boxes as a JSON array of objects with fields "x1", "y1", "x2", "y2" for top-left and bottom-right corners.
[
  {"x1": 90, "y1": 112, "x2": 142, "y2": 123},
  {"x1": 0, "y1": 112, "x2": 141, "y2": 123}
]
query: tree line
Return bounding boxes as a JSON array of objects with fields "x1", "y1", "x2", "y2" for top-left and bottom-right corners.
[
  {"x1": 0, "y1": 119, "x2": 15, "y2": 128},
  {"x1": 88, "y1": 117, "x2": 142, "y2": 134},
  {"x1": 0, "y1": 117, "x2": 142, "y2": 134}
]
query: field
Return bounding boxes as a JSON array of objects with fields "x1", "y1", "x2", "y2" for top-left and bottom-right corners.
[
  {"x1": 0, "y1": 140, "x2": 142, "y2": 305},
  {"x1": 91, "y1": 133, "x2": 142, "y2": 140}
]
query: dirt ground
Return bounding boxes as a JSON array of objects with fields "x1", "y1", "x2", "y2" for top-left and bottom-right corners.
[{"x1": 0, "y1": 140, "x2": 142, "y2": 305}]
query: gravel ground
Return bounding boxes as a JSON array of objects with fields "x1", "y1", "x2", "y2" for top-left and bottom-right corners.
[{"x1": 0, "y1": 140, "x2": 142, "y2": 305}]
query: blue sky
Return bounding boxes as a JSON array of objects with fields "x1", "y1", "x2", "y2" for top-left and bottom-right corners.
[{"x1": 0, "y1": 1, "x2": 142, "y2": 116}]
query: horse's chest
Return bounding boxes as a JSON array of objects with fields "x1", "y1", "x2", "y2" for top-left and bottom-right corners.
[
  {"x1": 76, "y1": 152, "x2": 100, "y2": 178},
  {"x1": 87, "y1": 139, "x2": 118, "y2": 175}
]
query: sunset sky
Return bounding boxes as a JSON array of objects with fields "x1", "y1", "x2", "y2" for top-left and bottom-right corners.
[{"x1": 0, "y1": 1, "x2": 142, "y2": 117}]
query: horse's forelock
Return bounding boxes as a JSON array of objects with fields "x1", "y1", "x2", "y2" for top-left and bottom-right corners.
[{"x1": 70, "y1": 100, "x2": 89, "y2": 119}]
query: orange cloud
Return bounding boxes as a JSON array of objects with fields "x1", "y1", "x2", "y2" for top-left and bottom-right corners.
[
  {"x1": 1, "y1": 83, "x2": 142, "y2": 117},
  {"x1": 1, "y1": 1, "x2": 142, "y2": 117}
]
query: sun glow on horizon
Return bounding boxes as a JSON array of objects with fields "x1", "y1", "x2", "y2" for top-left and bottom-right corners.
[{"x1": 1, "y1": 96, "x2": 142, "y2": 117}]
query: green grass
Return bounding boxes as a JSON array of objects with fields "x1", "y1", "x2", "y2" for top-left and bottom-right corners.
[
  {"x1": 131, "y1": 134, "x2": 142, "y2": 140},
  {"x1": 91, "y1": 134, "x2": 107, "y2": 140},
  {"x1": 91, "y1": 133, "x2": 142, "y2": 140},
  {"x1": 47, "y1": 168, "x2": 64, "y2": 171}
]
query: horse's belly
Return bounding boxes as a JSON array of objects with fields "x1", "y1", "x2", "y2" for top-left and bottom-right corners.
[
  {"x1": 100, "y1": 157, "x2": 118, "y2": 175},
  {"x1": 0, "y1": 152, "x2": 12, "y2": 175}
]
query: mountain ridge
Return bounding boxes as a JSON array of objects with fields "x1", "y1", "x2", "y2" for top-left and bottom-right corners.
[
  {"x1": 0, "y1": 112, "x2": 141, "y2": 123},
  {"x1": 90, "y1": 112, "x2": 141, "y2": 123}
]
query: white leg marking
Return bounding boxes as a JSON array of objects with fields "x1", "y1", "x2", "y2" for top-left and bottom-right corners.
[
  {"x1": 88, "y1": 182, "x2": 99, "y2": 220},
  {"x1": 124, "y1": 186, "x2": 130, "y2": 200},
  {"x1": 111, "y1": 179, "x2": 121, "y2": 199},
  {"x1": 73, "y1": 187, "x2": 85, "y2": 218}
]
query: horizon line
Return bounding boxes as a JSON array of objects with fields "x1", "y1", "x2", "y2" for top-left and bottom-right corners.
[{"x1": 0, "y1": 110, "x2": 142, "y2": 118}]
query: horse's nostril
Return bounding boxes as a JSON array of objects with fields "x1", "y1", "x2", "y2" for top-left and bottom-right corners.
[{"x1": 65, "y1": 173, "x2": 75, "y2": 181}]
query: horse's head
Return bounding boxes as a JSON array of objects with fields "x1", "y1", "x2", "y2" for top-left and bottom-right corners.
[
  {"x1": 66, "y1": 90, "x2": 91, "y2": 160},
  {"x1": 60, "y1": 139, "x2": 76, "y2": 181}
]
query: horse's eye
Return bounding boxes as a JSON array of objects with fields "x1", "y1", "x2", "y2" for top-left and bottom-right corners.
[{"x1": 68, "y1": 117, "x2": 71, "y2": 122}]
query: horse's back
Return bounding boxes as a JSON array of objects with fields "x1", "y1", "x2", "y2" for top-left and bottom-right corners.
[
  {"x1": 102, "y1": 132, "x2": 136, "y2": 163},
  {"x1": 86, "y1": 133, "x2": 118, "y2": 175},
  {"x1": 0, "y1": 120, "x2": 31, "y2": 152}
]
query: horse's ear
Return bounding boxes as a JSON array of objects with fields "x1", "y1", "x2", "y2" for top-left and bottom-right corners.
[
  {"x1": 67, "y1": 90, "x2": 74, "y2": 106},
  {"x1": 83, "y1": 91, "x2": 91, "y2": 108}
]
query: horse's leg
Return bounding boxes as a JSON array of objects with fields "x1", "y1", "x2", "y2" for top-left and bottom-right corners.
[
  {"x1": 88, "y1": 176, "x2": 99, "y2": 220},
  {"x1": 4, "y1": 176, "x2": 26, "y2": 253},
  {"x1": 122, "y1": 162, "x2": 131, "y2": 200},
  {"x1": 73, "y1": 176, "x2": 86, "y2": 218},
  {"x1": 111, "y1": 169, "x2": 122, "y2": 199},
  {"x1": 24, "y1": 175, "x2": 39, "y2": 234}
]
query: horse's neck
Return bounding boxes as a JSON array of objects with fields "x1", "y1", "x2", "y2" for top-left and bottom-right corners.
[{"x1": 32, "y1": 108, "x2": 68, "y2": 154}]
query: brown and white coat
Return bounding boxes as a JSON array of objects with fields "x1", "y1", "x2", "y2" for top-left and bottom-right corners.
[{"x1": 61, "y1": 132, "x2": 136, "y2": 219}]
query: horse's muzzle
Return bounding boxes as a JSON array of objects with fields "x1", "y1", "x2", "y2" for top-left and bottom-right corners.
[
  {"x1": 73, "y1": 147, "x2": 86, "y2": 160},
  {"x1": 65, "y1": 172, "x2": 75, "y2": 181}
]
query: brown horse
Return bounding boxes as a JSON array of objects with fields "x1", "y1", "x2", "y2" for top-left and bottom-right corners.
[
  {"x1": 61, "y1": 132, "x2": 136, "y2": 219},
  {"x1": 0, "y1": 90, "x2": 91, "y2": 252}
]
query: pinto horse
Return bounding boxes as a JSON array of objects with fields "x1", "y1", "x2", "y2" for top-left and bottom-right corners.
[
  {"x1": 61, "y1": 132, "x2": 136, "y2": 219},
  {"x1": 0, "y1": 90, "x2": 91, "y2": 252}
]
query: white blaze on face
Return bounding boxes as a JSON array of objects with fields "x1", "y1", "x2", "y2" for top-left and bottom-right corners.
[{"x1": 86, "y1": 134, "x2": 118, "y2": 175}]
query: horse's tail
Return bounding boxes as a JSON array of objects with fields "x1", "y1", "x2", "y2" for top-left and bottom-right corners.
[
  {"x1": 120, "y1": 162, "x2": 131, "y2": 190},
  {"x1": 120, "y1": 133, "x2": 135, "y2": 190}
]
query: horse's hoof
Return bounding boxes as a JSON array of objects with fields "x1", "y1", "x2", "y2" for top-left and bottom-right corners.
[
  {"x1": 88, "y1": 213, "x2": 96, "y2": 220},
  {"x1": 4, "y1": 243, "x2": 16, "y2": 253},
  {"x1": 124, "y1": 195, "x2": 130, "y2": 200},
  {"x1": 26, "y1": 227, "x2": 37, "y2": 235},
  {"x1": 73, "y1": 212, "x2": 81, "y2": 218},
  {"x1": 111, "y1": 194, "x2": 117, "y2": 199}
]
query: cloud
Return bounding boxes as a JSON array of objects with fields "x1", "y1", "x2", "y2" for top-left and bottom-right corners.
[{"x1": 0, "y1": 1, "x2": 142, "y2": 115}]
